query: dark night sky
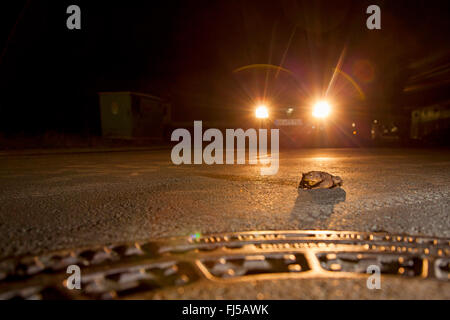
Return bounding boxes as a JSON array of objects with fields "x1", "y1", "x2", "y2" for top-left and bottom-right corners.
[{"x1": 0, "y1": 0, "x2": 449, "y2": 134}]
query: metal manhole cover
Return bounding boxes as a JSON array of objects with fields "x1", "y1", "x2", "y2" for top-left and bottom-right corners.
[{"x1": 0, "y1": 230, "x2": 448, "y2": 299}]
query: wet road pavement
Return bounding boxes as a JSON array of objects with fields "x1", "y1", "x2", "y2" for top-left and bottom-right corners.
[{"x1": 0, "y1": 148, "x2": 449, "y2": 259}]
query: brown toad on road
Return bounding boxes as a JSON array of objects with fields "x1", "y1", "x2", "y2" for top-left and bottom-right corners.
[{"x1": 298, "y1": 171, "x2": 343, "y2": 189}]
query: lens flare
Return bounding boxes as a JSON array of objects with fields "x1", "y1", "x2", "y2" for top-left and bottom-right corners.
[
  {"x1": 189, "y1": 232, "x2": 202, "y2": 240},
  {"x1": 312, "y1": 101, "x2": 331, "y2": 118},
  {"x1": 255, "y1": 105, "x2": 269, "y2": 119}
]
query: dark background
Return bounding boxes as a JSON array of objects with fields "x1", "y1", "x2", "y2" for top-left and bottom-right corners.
[{"x1": 0, "y1": 0, "x2": 449, "y2": 139}]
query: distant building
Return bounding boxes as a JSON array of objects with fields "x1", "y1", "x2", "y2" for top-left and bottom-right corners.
[
  {"x1": 410, "y1": 102, "x2": 450, "y2": 140},
  {"x1": 401, "y1": 53, "x2": 450, "y2": 143},
  {"x1": 98, "y1": 92, "x2": 171, "y2": 139}
]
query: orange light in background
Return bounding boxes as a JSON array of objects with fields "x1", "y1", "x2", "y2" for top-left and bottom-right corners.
[
  {"x1": 312, "y1": 101, "x2": 331, "y2": 118},
  {"x1": 255, "y1": 105, "x2": 269, "y2": 119},
  {"x1": 353, "y1": 59, "x2": 375, "y2": 83}
]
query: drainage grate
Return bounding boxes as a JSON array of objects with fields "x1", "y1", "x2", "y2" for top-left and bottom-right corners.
[
  {"x1": 0, "y1": 230, "x2": 448, "y2": 299},
  {"x1": 317, "y1": 252, "x2": 424, "y2": 277},
  {"x1": 201, "y1": 253, "x2": 310, "y2": 279}
]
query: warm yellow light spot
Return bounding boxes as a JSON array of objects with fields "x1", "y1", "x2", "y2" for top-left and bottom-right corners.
[
  {"x1": 312, "y1": 101, "x2": 331, "y2": 118},
  {"x1": 312, "y1": 157, "x2": 331, "y2": 161},
  {"x1": 353, "y1": 131, "x2": 357, "y2": 135},
  {"x1": 330, "y1": 263, "x2": 342, "y2": 271},
  {"x1": 255, "y1": 105, "x2": 269, "y2": 119},
  {"x1": 288, "y1": 264, "x2": 302, "y2": 272},
  {"x1": 227, "y1": 269, "x2": 235, "y2": 276}
]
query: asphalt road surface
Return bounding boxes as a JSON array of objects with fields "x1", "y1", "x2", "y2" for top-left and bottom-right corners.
[{"x1": 0, "y1": 148, "x2": 449, "y2": 259}]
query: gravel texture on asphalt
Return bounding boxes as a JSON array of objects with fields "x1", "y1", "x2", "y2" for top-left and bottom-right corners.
[
  {"x1": 0, "y1": 148, "x2": 449, "y2": 259},
  {"x1": 148, "y1": 277, "x2": 450, "y2": 300}
]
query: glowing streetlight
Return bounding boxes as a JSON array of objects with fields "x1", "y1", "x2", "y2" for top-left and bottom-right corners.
[
  {"x1": 312, "y1": 101, "x2": 331, "y2": 119},
  {"x1": 255, "y1": 105, "x2": 269, "y2": 119}
]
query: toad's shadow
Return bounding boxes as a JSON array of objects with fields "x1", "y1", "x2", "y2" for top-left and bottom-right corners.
[{"x1": 291, "y1": 188, "x2": 346, "y2": 220}]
